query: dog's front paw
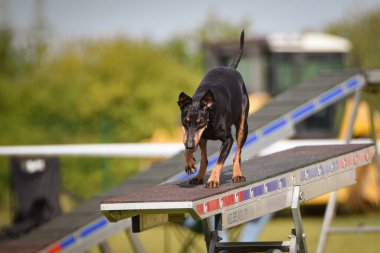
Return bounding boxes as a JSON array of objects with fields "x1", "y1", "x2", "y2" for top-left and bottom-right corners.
[
  {"x1": 185, "y1": 158, "x2": 196, "y2": 174},
  {"x1": 232, "y1": 176, "x2": 246, "y2": 183},
  {"x1": 189, "y1": 177, "x2": 204, "y2": 185},
  {"x1": 205, "y1": 180, "x2": 219, "y2": 188}
]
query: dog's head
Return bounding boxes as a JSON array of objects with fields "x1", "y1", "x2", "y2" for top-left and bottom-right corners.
[{"x1": 177, "y1": 90, "x2": 214, "y2": 153}]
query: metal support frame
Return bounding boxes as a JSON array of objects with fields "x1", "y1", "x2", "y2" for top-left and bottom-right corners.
[
  {"x1": 125, "y1": 227, "x2": 146, "y2": 253},
  {"x1": 98, "y1": 241, "x2": 112, "y2": 253},
  {"x1": 291, "y1": 186, "x2": 308, "y2": 253},
  {"x1": 201, "y1": 186, "x2": 308, "y2": 253},
  {"x1": 317, "y1": 88, "x2": 380, "y2": 253}
]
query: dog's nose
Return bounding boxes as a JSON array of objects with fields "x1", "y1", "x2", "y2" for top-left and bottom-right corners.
[
  {"x1": 186, "y1": 142, "x2": 193, "y2": 149},
  {"x1": 185, "y1": 141, "x2": 197, "y2": 152}
]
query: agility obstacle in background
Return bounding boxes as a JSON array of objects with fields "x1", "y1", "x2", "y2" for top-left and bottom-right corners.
[
  {"x1": 0, "y1": 69, "x2": 375, "y2": 253},
  {"x1": 101, "y1": 144, "x2": 375, "y2": 253}
]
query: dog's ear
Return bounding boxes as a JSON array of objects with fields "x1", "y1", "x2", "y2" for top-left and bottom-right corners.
[
  {"x1": 200, "y1": 89, "x2": 214, "y2": 109},
  {"x1": 178, "y1": 92, "x2": 192, "y2": 109}
]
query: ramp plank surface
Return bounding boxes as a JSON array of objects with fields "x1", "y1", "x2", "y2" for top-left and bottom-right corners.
[{"x1": 103, "y1": 144, "x2": 373, "y2": 205}]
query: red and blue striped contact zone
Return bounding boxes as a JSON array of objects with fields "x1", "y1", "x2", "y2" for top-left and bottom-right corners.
[
  {"x1": 48, "y1": 218, "x2": 108, "y2": 253},
  {"x1": 196, "y1": 177, "x2": 287, "y2": 216}
]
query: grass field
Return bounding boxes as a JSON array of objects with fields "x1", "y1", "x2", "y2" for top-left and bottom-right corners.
[
  {"x1": 1, "y1": 194, "x2": 380, "y2": 252},
  {"x1": 83, "y1": 210, "x2": 380, "y2": 253}
]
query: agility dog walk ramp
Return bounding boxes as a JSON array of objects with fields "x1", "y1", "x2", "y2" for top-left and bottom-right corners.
[
  {"x1": 0, "y1": 70, "x2": 367, "y2": 253},
  {"x1": 101, "y1": 144, "x2": 375, "y2": 253}
]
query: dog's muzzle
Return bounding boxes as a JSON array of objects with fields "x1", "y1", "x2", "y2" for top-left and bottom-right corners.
[{"x1": 185, "y1": 140, "x2": 197, "y2": 153}]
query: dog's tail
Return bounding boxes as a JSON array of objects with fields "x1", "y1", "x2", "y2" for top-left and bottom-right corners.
[{"x1": 230, "y1": 30, "x2": 245, "y2": 69}]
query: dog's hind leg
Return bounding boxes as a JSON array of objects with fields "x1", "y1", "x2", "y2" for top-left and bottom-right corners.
[
  {"x1": 189, "y1": 138, "x2": 208, "y2": 185},
  {"x1": 232, "y1": 104, "x2": 249, "y2": 183}
]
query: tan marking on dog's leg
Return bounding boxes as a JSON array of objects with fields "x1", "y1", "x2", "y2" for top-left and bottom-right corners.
[
  {"x1": 233, "y1": 149, "x2": 243, "y2": 177},
  {"x1": 206, "y1": 163, "x2": 223, "y2": 188},
  {"x1": 189, "y1": 139, "x2": 208, "y2": 185},
  {"x1": 184, "y1": 150, "x2": 196, "y2": 174},
  {"x1": 232, "y1": 110, "x2": 246, "y2": 183}
]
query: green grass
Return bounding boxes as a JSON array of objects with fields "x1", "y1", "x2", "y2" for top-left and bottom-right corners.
[
  {"x1": 2, "y1": 196, "x2": 380, "y2": 252},
  {"x1": 82, "y1": 211, "x2": 380, "y2": 253}
]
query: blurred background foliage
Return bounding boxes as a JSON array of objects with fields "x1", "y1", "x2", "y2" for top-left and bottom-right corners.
[
  {"x1": 0, "y1": 38, "x2": 200, "y2": 145},
  {"x1": 0, "y1": 14, "x2": 248, "y2": 206},
  {"x1": 327, "y1": 7, "x2": 380, "y2": 69},
  {"x1": 327, "y1": 7, "x2": 380, "y2": 115}
]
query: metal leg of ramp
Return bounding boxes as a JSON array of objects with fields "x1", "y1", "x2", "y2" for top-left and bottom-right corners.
[
  {"x1": 125, "y1": 227, "x2": 145, "y2": 253},
  {"x1": 98, "y1": 241, "x2": 112, "y2": 253},
  {"x1": 291, "y1": 186, "x2": 308, "y2": 253},
  {"x1": 317, "y1": 89, "x2": 380, "y2": 253},
  {"x1": 202, "y1": 186, "x2": 308, "y2": 253},
  {"x1": 316, "y1": 191, "x2": 337, "y2": 253}
]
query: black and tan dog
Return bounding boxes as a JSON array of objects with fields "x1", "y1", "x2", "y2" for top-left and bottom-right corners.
[{"x1": 177, "y1": 30, "x2": 249, "y2": 188}]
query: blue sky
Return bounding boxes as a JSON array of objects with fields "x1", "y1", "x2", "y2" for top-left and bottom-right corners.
[{"x1": 4, "y1": 0, "x2": 380, "y2": 44}]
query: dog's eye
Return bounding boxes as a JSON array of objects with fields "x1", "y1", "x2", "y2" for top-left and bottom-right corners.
[{"x1": 197, "y1": 118, "x2": 206, "y2": 125}]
